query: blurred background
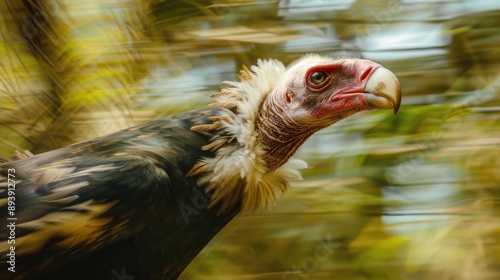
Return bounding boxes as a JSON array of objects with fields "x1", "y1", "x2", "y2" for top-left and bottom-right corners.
[{"x1": 1, "y1": 0, "x2": 499, "y2": 279}]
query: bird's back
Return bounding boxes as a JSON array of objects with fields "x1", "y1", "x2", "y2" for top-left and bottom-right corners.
[{"x1": 0, "y1": 107, "x2": 240, "y2": 279}]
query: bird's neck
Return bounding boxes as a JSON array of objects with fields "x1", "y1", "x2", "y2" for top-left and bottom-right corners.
[
  {"x1": 189, "y1": 60, "x2": 309, "y2": 212},
  {"x1": 255, "y1": 95, "x2": 320, "y2": 172}
]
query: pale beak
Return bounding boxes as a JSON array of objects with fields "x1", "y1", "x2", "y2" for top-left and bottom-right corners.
[{"x1": 364, "y1": 67, "x2": 402, "y2": 114}]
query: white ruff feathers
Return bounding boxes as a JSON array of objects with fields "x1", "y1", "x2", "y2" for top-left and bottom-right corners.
[{"x1": 189, "y1": 59, "x2": 308, "y2": 213}]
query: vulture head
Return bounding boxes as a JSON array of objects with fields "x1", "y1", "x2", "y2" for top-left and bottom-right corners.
[
  {"x1": 190, "y1": 54, "x2": 401, "y2": 212},
  {"x1": 256, "y1": 55, "x2": 401, "y2": 171}
]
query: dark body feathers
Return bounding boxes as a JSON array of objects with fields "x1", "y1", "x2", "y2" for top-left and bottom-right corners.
[{"x1": 0, "y1": 108, "x2": 240, "y2": 279}]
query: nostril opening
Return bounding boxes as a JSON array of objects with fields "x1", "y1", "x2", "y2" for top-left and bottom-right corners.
[{"x1": 360, "y1": 67, "x2": 372, "y2": 82}]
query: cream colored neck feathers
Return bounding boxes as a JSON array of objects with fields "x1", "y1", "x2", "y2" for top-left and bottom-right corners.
[{"x1": 188, "y1": 59, "x2": 309, "y2": 213}]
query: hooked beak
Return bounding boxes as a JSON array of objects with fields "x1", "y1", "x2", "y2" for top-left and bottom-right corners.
[{"x1": 364, "y1": 67, "x2": 402, "y2": 114}]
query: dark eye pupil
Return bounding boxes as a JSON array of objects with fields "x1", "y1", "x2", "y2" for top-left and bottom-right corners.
[{"x1": 310, "y1": 71, "x2": 326, "y2": 84}]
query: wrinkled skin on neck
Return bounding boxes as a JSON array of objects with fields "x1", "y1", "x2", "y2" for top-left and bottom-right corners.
[{"x1": 255, "y1": 88, "x2": 359, "y2": 172}]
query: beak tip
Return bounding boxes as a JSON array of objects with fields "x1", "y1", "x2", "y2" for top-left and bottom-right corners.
[
  {"x1": 365, "y1": 67, "x2": 402, "y2": 115},
  {"x1": 393, "y1": 91, "x2": 402, "y2": 115}
]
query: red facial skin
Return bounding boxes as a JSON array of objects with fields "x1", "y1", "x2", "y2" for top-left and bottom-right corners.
[{"x1": 300, "y1": 60, "x2": 383, "y2": 119}]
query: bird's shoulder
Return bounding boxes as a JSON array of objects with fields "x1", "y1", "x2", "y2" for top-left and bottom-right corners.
[{"x1": 0, "y1": 107, "x2": 224, "y2": 279}]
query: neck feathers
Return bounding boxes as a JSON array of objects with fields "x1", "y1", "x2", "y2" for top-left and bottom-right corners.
[{"x1": 188, "y1": 59, "x2": 307, "y2": 213}]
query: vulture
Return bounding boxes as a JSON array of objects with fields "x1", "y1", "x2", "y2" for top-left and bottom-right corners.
[{"x1": 0, "y1": 54, "x2": 401, "y2": 279}]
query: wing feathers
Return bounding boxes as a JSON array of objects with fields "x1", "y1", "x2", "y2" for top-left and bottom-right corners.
[{"x1": 0, "y1": 109, "x2": 217, "y2": 279}]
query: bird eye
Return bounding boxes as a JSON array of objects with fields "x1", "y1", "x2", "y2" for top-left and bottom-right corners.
[{"x1": 309, "y1": 71, "x2": 328, "y2": 85}]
